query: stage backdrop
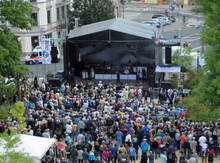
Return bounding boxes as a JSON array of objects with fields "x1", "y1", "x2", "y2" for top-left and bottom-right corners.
[{"x1": 79, "y1": 43, "x2": 155, "y2": 67}]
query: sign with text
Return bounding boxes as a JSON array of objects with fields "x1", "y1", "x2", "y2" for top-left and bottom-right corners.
[
  {"x1": 154, "y1": 39, "x2": 181, "y2": 46},
  {"x1": 155, "y1": 65, "x2": 181, "y2": 73}
]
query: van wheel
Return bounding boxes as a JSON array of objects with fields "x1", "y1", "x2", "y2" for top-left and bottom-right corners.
[{"x1": 29, "y1": 61, "x2": 34, "y2": 65}]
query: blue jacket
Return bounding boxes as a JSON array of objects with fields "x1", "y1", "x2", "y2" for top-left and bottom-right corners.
[
  {"x1": 115, "y1": 131, "x2": 123, "y2": 140},
  {"x1": 140, "y1": 141, "x2": 149, "y2": 152}
]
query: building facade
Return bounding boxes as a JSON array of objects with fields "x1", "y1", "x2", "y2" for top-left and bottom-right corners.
[{"x1": 10, "y1": 0, "x2": 68, "y2": 54}]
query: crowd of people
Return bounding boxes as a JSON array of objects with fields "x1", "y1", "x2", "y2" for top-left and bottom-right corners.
[{"x1": 0, "y1": 79, "x2": 220, "y2": 163}]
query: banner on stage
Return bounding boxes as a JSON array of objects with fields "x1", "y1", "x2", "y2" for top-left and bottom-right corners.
[
  {"x1": 155, "y1": 65, "x2": 181, "y2": 73},
  {"x1": 154, "y1": 39, "x2": 180, "y2": 46},
  {"x1": 41, "y1": 38, "x2": 51, "y2": 64}
]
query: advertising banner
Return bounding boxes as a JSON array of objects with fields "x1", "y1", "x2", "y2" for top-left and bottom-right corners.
[
  {"x1": 155, "y1": 65, "x2": 181, "y2": 73},
  {"x1": 41, "y1": 38, "x2": 51, "y2": 64},
  {"x1": 154, "y1": 39, "x2": 181, "y2": 46}
]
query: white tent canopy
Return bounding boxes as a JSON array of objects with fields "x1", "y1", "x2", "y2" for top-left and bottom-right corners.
[{"x1": 0, "y1": 134, "x2": 55, "y2": 163}]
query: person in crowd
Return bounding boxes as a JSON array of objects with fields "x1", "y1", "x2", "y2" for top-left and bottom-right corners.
[
  {"x1": 88, "y1": 149, "x2": 96, "y2": 163},
  {"x1": 201, "y1": 142, "x2": 208, "y2": 163},
  {"x1": 141, "y1": 139, "x2": 149, "y2": 154},
  {"x1": 208, "y1": 145, "x2": 214, "y2": 163},
  {"x1": 2, "y1": 94, "x2": 8, "y2": 104},
  {"x1": 179, "y1": 151, "x2": 187, "y2": 163},
  {"x1": 151, "y1": 138, "x2": 158, "y2": 160},
  {"x1": 149, "y1": 150, "x2": 154, "y2": 163},
  {"x1": 34, "y1": 76, "x2": 38, "y2": 89},
  {"x1": 189, "y1": 153, "x2": 198, "y2": 163},
  {"x1": 161, "y1": 151, "x2": 167, "y2": 163},
  {"x1": 82, "y1": 148, "x2": 89, "y2": 163},
  {"x1": 141, "y1": 151, "x2": 148, "y2": 163},
  {"x1": 77, "y1": 147, "x2": 83, "y2": 163},
  {"x1": 128, "y1": 143, "x2": 136, "y2": 163}
]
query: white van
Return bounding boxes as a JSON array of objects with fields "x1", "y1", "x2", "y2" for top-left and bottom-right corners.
[{"x1": 24, "y1": 46, "x2": 61, "y2": 64}]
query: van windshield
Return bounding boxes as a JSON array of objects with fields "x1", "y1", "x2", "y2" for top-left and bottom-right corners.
[{"x1": 30, "y1": 52, "x2": 38, "y2": 58}]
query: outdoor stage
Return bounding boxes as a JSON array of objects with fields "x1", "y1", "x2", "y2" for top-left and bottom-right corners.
[{"x1": 63, "y1": 18, "x2": 163, "y2": 84}]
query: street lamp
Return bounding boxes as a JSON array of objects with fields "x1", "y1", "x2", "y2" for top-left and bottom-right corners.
[
  {"x1": 120, "y1": 0, "x2": 125, "y2": 18},
  {"x1": 197, "y1": 50, "x2": 200, "y2": 74},
  {"x1": 63, "y1": 0, "x2": 69, "y2": 81}
]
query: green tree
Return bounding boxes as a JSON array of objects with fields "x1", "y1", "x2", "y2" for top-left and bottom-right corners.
[
  {"x1": 0, "y1": 104, "x2": 12, "y2": 120},
  {"x1": 0, "y1": 0, "x2": 33, "y2": 79},
  {"x1": 9, "y1": 101, "x2": 27, "y2": 130},
  {"x1": 0, "y1": 132, "x2": 33, "y2": 163},
  {"x1": 176, "y1": 0, "x2": 220, "y2": 121},
  {"x1": 0, "y1": 102, "x2": 33, "y2": 163},
  {"x1": 193, "y1": 0, "x2": 220, "y2": 109},
  {"x1": 0, "y1": 76, "x2": 16, "y2": 104},
  {"x1": 172, "y1": 47, "x2": 194, "y2": 71},
  {"x1": 69, "y1": 0, "x2": 115, "y2": 28}
]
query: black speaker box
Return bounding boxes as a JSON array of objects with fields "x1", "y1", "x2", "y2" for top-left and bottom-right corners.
[
  {"x1": 51, "y1": 47, "x2": 58, "y2": 63},
  {"x1": 165, "y1": 47, "x2": 172, "y2": 64},
  {"x1": 48, "y1": 78, "x2": 61, "y2": 87}
]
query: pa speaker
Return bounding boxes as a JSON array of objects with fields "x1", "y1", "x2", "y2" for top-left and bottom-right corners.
[
  {"x1": 48, "y1": 78, "x2": 61, "y2": 87},
  {"x1": 165, "y1": 47, "x2": 172, "y2": 64},
  {"x1": 51, "y1": 47, "x2": 58, "y2": 63}
]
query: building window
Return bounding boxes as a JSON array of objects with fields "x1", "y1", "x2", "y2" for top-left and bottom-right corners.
[
  {"x1": 57, "y1": 8, "x2": 60, "y2": 21},
  {"x1": 58, "y1": 32, "x2": 61, "y2": 38},
  {"x1": 30, "y1": 0, "x2": 37, "y2": 2},
  {"x1": 31, "y1": 13, "x2": 38, "y2": 26},
  {"x1": 61, "y1": 6, "x2": 65, "y2": 19},
  {"x1": 45, "y1": 33, "x2": 52, "y2": 38},
  {"x1": 47, "y1": 10, "x2": 51, "y2": 24},
  {"x1": 31, "y1": 36, "x2": 39, "y2": 49}
]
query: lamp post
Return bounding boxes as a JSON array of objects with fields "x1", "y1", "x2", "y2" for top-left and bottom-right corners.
[
  {"x1": 40, "y1": 27, "x2": 46, "y2": 79},
  {"x1": 63, "y1": 0, "x2": 69, "y2": 81},
  {"x1": 120, "y1": 0, "x2": 125, "y2": 18},
  {"x1": 17, "y1": 72, "x2": 20, "y2": 101},
  {"x1": 197, "y1": 50, "x2": 200, "y2": 74},
  {"x1": 177, "y1": 28, "x2": 182, "y2": 87}
]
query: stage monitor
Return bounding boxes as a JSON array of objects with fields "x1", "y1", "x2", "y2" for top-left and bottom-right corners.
[{"x1": 48, "y1": 78, "x2": 61, "y2": 87}]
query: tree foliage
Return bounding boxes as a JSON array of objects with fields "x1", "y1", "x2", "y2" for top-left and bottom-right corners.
[
  {"x1": 0, "y1": 132, "x2": 33, "y2": 163},
  {"x1": 0, "y1": 76, "x2": 16, "y2": 104},
  {"x1": 172, "y1": 47, "x2": 194, "y2": 71},
  {"x1": 9, "y1": 101, "x2": 27, "y2": 130},
  {"x1": 0, "y1": 0, "x2": 33, "y2": 79},
  {"x1": 178, "y1": 96, "x2": 218, "y2": 122},
  {"x1": 0, "y1": 104, "x2": 12, "y2": 120},
  {"x1": 193, "y1": 0, "x2": 220, "y2": 109},
  {"x1": 0, "y1": 102, "x2": 33, "y2": 163},
  {"x1": 69, "y1": 0, "x2": 115, "y2": 28},
  {"x1": 0, "y1": 0, "x2": 33, "y2": 30},
  {"x1": 177, "y1": 0, "x2": 220, "y2": 121},
  {"x1": 0, "y1": 29, "x2": 29, "y2": 78}
]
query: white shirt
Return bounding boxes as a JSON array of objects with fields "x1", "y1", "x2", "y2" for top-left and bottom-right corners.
[
  {"x1": 199, "y1": 136, "x2": 207, "y2": 146},
  {"x1": 125, "y1": 134, "x2": 132, "y2": 142},
  {"x1": 41, "y1": 83, "x2": 46, "y2": 90},
  {"x1": 66, "y1": 124, "x2": 72, "y2": 134}
]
